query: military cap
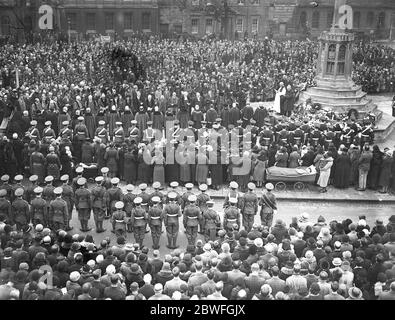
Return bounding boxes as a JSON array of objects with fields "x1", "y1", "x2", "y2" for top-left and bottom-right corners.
[
  {"x1": 62, "y1": 121, "x2": 69, "y2": 126},
  {"x1": 185, "y1": 183, "x2": 193, "y2": 189},
  {"x1": 14, "y1": 175, "x2": 23, "y2": 182},
  {"x1": 188, "y1": 195, "x2": 197, "y2": 202},
  {"x1": 45, "y1": 121, "x2": 52, "y2": 126},
  {"x1": 54, "y1": 187, "x2": 63, "y2": 195},
  {"x1": 201, "y1": 121, "x2": 207, "y2": 124},
  {"x1": 15, "y1": 188, "x2": 24, "y2": 197},
  {"x1": 134, "y1": 197, "x2": 143, "y2": 204},
  {"x1": 115, "y1": 121, "x2": 122, "y2": 125},
  {"x1": 115, "y1": 201, "x2": 124, "y2": 209},
  {"x1": 188, "y1": 120, "x2": 194, "y2": 126},
  {"x1": 101, "y1": 167, "x2": 109, "y2": 174},
  {"x1": 174, "y1": 120, "x2": 180, "y2": 125},
  {"x1": 34, "y1": 187, "x2": 43, "y2": 194},
  {"x1": 229, "y1": 197, "x2": 238, "y2": 204},
  {"x1": 170, "y1": 181, "x2": 179, "y2": 188},
  {"x1": 139, "y1": 183, "x2": 147, "y2": 190},
  {"x1": 229, "y1": 181, "x2": 238, "y2": 189},
  {"x1": 265, "y1": 183, "x2": 274, "y2": 191},
  {"x1": 29, "y1": 175, "x2": 38, "y2": 182},
  {"x1": 30, "y1": 120, "x2": 37, "y2": 126},
  {"x1": 215, "y1": 118, "x2": 222, "y2": 123},
  {"x1": 45, "y1": 176, "x2": 54, "y2": 183},
  {"x1": 147, "y1": 121, "x2": 153, "y2": 125},
  {"x1": 199, "y1": 184, "x2": 208, "y2": 191},
  {"x1": 1, "y1": 175, "x2": 9, "y2": 182},
  {"x1": 250, "y1": 119, "x2": 256, "y2": 124},
  {"x1": 111, "y1": 177, "x2": 120, "y2": 185},
  {"x1": 151, "y1": 196, "x2": 161, "y2": 203},
  {"x1": 75, "y1": 167, "x2": 84, "y2": 174},
  {"x1": 95, "y1": 176, "x2": 104, "y2": 183},
  {"x1": 126, "y1": 184, "x2": 134, "y2": 191},
  {"x1": 168, "y1": 192, "x2": 177, "y2": 200},
  {"x1": 131, "y1": 120, "x2": 137, "y2": 124},
  {"x1": 247, "y1": 182, "x2": 256, "y2": 190},
  {"x1": 98, "y1": 120, "x2": 105, "y2": 126},
  {"x1": 77, "y1": 177, "x2": 87, "y2": 186},
  {"x1": 152, "y1": 182, "x2": 161, "y2": 189},
  {"x1": 77, "y1": 116, "x2": 84, "y2": 121},
  {"x1": 236, "y1": 119, "x2": 243, "y2": 124},
  {"x1": 60, "y1": 175, "x2": 69, "y2": 182},
  {"x1": 0, "y1": 189, "x2": 7, "y2": 197}
]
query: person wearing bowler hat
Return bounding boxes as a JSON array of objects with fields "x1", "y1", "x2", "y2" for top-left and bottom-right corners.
[
  {"x1": 91, "y1": 176, "x2": 107, "y2": 233},
  {"x1": 49, "y1": 187, "x2": 68, "y2": 231},
  {"x1": 259, "y1": 182, "x2": 277, "y2": 228},
  {"x1": 241, "y1": 182, "x2": 258, "y2": 232},
  {"x1": 131, "y1": 197, "x2": 148, "y2": 248},
  {"x1": 112, "y1": 201, "x2": 127, "y2": 238},
  {"x1": 11, "y1": 188, "x2": 30, "y2": 231},
  {"x1": 74, "y1": 177, "x2": 92, "y2": 232}
]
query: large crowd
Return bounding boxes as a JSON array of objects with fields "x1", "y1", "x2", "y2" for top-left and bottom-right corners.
[{"x1": 0, "y1": 36, "x2": 395, "y2": 300}]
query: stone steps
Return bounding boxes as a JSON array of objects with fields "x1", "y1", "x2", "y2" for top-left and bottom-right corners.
[{"x1": 374, "y1": 112, "x2": 395, "y2": 142}]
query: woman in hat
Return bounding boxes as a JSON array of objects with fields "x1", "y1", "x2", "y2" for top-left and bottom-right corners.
[
  {"x1": 333, "y1": 147, "x2": 351, "y2": 189},
  {"x1": 378, "y1": 150, "x2": 393, "y2": 193},
  {"x1": 317, "y1": 152, "x2": 334, "y2": 193}
]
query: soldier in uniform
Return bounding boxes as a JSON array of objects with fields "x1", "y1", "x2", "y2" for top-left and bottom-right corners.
[
  {"x1": 202, "y1": 200, "x2": 220, "y2": 242},
  {"x1": 112, "y1": 201, "x2": 127, "y2": 238},
  {"x1": 163, "y1": 192, "x2": 181, "y2": 249},
  {"x1": 0, "y1": 175, "x2": 12, "y2": 200},
  {"x1": 101, "y1": 167, "x2": 113, "y2": 190},
  {"x1": 259, "y1": 183, "x2": 277, "y2": 228},
  {"x1": 291, "y1": 122, "x2": 304, "y2": 146},
  {"x1": 0, "y1": 189, "x2": 12, "y2": 224},
  {"x1": 43, "y1": 121, "x2": 56, "y2": 143},
  {"x1": 26, "y1": 175, "x2": 39, "y2": 203},
  {"x1": 138, "y1": 183, "x2": 151, "y2": 212},
  {"x1": 105, "y1": 177, "x2": 123, "y2": 222},
  {"x1": 128, "y1": 120, "x2": 140, "y2": 144},
  {"x1": 223, "y1": 197, "x2": 240, "y2": 233},
  {"x1": 72, "y1": 166, "x2": 85, "y2": 192},
  {"x1": 196, "y1": 183, "x2": 210, "y2": 234},
  {"x1": 28, "y1": 120, "x2": 41, "y2": 142},
  {"x1": 143, "y1": 121, "x2": 155, "y2": 143},
  {"x1": 324, "y1": 127, "x2": 336, "y2": 151},
  {"x1": 113, "y1": 121, "x2": 125, "y2": 147},
  {"x1": 95, "y1": 120, "x2": 108, "y2": 144},
  {"x1": 42, "y1": 176, "x2": 55, "y2": 228},
  {"x1": 148, "y1": 196, "x2": 163, "y2": 249},
  {"x1": 49, "y1": 187, "x2": 68, "y2": 231},
  {"x1": 183, "y1": 195, "x2": 201, "y2": 246},
  {"x1": 11, "y1": 188, "x2": 30, "y2": 231},
  {"x1": 258, "y1": 125, "x2": 274, "y2": 147},
  {"x1": 166, "y1": 181, "x2": 181, "y2": 204},
  {"x1": 123, "y1": 184, "x2": 136, "y2": 233},
  {"x1": 181, "y1": 183, "x2": 194, "y2": 210},
  {"x1": 11, "y1": 175, "x2": 25, "y2": 202},
  {"x1": 30, "y1": 187, "x2": 47, "y2": 227},
  {"x1": 149, "y1": 182, "x2": 164, "y2": 208},
  {"x1": 223, "y1": 181, "x2": 241, "y2": 208},
  {"x1": 74, "y1": 177, "x2": 92, "y2": 232},
  {"x1": 60, "y1": 174, "x2": 74, "y2": 231},
  {"x1": 59, "y1": 121, "x2": 73, "y2": 141},
  {"x1": 241, "y1": 182, "x2": 258, "y2": 232},
  {"x1": 300, "y1": 118, "x2": 311, "y2": 145},
  {"x1": 309, "y1": 125, "x2": 322, "y2": 147},
  {"x1": 131, "y1": 197, "x2": 148, "y2": 248},
  {"x1": 91, "y1": 176, "x2": 107, "y2": 233},
  {"x1": 74, "y1": 116, "x2": 89, "y2": 142},
  {"x1": 277, "y1": 124, "x2": 289, "y2": 146}
]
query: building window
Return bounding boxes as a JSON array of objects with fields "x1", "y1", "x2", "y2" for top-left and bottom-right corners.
[
  {"x1": 86, "y1": 13, "x2": 96, "y2": 31},
  {"x1": 205, "y1": 18, "x2": 213, "y2": 34},
  {"x1": 337, "y1": 44, "x2": 346, "y2": 75},
  {"x1": 124, "y1": 13, "x2": 133, "y2": 30},
  {"x1": 252, "y1": 18, "x2": 258, "y2": 33},
  {"x1": 326, "y1": 44, "x2": 336, "y2": 74},
  {"x1": 142, "y1": 12, "x2": 151, "y2": 30},
  {"x1": 378, "y1": 12, "x2": 385, "y2": 29},
  {"x1": 66, "y1": 13, "x2": 77, "y2": 31},
  {"x1": 105, "y1": 13, "x2": 114, "y2": 30},
  {"x1": 367, "y1": 12, "x2": 374, "y2": 27},
  {"x1": 312, "y1": 11, "x2": 320, "y2": 29},
  {"x1": 299, "y1": 11, "x2": 307, "y2": 29},
  {"x1": 353, "y1": 11, "x2": 360, "y2": 29},
  {"x1": 1, "y1": 16, "x2": 10, "y2": 35},
  {"x1": 327, "y1": 11, "x2": 333, "y2": 29},
  {"x1": 191, "y1": 18, "x2": 199, "y2": 34},
  {"x1": 236, "y1": 18, "x2": 243, "y2": 33}
]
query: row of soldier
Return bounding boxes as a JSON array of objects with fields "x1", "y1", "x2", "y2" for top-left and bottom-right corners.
[{"x1": 0, "y1": 167, "x2": 277, "y2": 250}]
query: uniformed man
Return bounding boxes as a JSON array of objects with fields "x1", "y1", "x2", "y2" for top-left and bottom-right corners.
[
  {"x1": 202, "y1": 200, "x2": 220, "y2": 242},
  {"x1": 183, "y1": 195, "x2": 201, "y2": 246},
  {"x1": 123, "y1": 184, "x2": 136, "y2": 233},
  {"x1": 60, "y1": 174, "x2": 74, "y2": 231},
  {"x1": 0, "y1": 175, "x2": 12, "y2": 200},
  {"x1": 100, "y1": 167, "x2": 112, "y2": 190},
  {"x1": 42, "y1": 176, "x2": 55, "y2": 228},
  {"x1": 91, "y1": 176, "x2": 107, "y2": 233},
  {"x1": 277, "y1": 125, "x2": 289, "y2": 146},
  {"x1": 28, "y1": 120, "x2": 40, "y2": 142},
  {"x1": 259, "y1": 183, "x2": 277, "y2": 228},
  {"x1": 11, "y1": 175, "x2": 25, "y2": 202},
  {"x1": 223, "y1": 181, "x2": 241, "y2": 208},
  {"x1": 72, "y1": 166, "x2": 85, "y2": 192},
  {"x1": 11, "y1": 188, "x2": 30, "y2": 231},
  {"x1": 143, "y1": 121, "x2": 155, "y2": 143},
  {"x1": 166, "y1": 181, "x2": 181, "y2": 204},
  {"x1": 291, "y1": 123, "x2": 304, "y2": 146},
  {"x1": 138, "y1": 183, "x2": 150, "y2": 212},
  {"x1": 196, "y1": 184, "x2": 210, "y2": 234},
  {"x1": 95, "y1": 120, "x2": 108, "y2": 144},
  {"x1": 74, "y1": 116, "x2": 89, "y2": 141},
  {"x1": 181, "y1": 183, "x2": 194, "y2": 210},
  {"x1": 148, "y1": 196, "x2": 163, "y2": 249},
  {"x1": 113, "y1": 121, "x2": 125, "y2": 146},
  {"x1": 59, "y1": 121, "x2": 73, "y2": 141},
  {"x1": 105, "y1": 177, "x2": 123, "y2": 221},
  {"x1": 149, "y1": 182, "x2": 164, "y2": 208},
  {"x1": 26, "y1": 175, "x2": 39, "y2": 203},
  {"x1": 74, "y1": 177, "x2": 92, "y2": 232},
  {"x1": 112, "y1": 201, "x2": 127, "y2": 237},
  {"x1": 300, "y1": 118, "x2": 311, "y2": 145},
  {"x1": 128, "y1": 120, "x2": 140, "y2": 144},
  {"x1": 0, "y1": 189, "x2": 11, "y2": 224},
  {"x1": 223, "y1": 197, "x2": 240, "y2": 233},
  {"x1": 241, "y1": 182, "x2": 258, "y2": 232},
  {"x1": 163, "y1": 192, "x2": 181, "y2": 249},
  {"x1": 30, "y1": 187, "x2": 47, "y2": 227},
  {"x1": 49, "y1": 187, "x2": 68, "y2": 231},
  {"x1": 309, "y1": 126, "x2": 322, "y2": 147},
  {"x1": 43, "y1": 121, "x2": 56, "y2": 143},
  {"x1": 131, "y1": 197, "x2": 148, "y2": 248}
]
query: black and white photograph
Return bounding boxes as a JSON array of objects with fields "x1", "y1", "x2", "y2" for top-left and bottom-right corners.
[{"x1": 0, "y1": 0, "x2": 395, "y2": 306}]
